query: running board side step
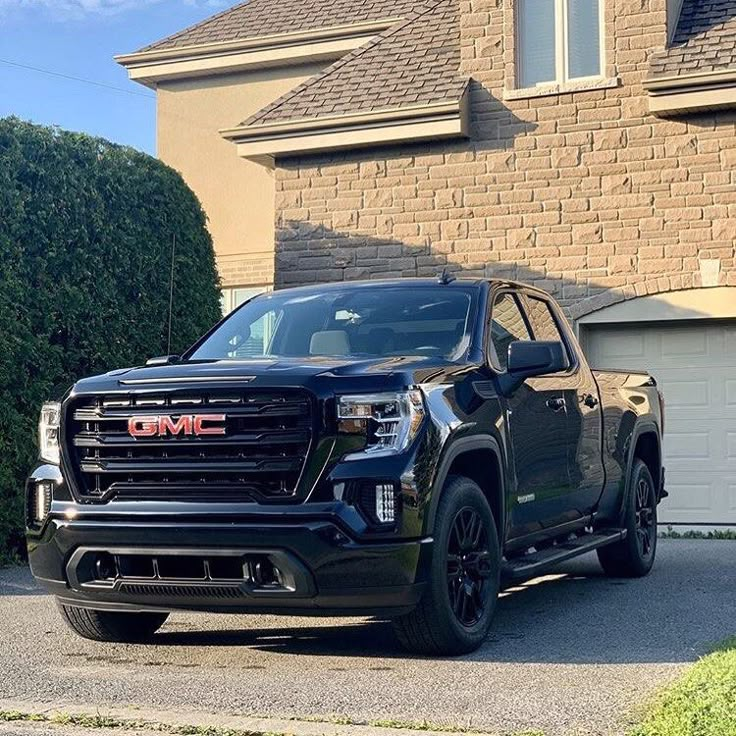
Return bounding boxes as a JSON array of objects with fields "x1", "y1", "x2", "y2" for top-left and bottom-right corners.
[{"x1": 501, "y1": 529, "x2": 627, "y2": 581}]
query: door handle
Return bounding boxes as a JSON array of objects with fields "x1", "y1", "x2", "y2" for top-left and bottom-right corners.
[
  {"x1": 582, "y1": 393, "x2": 599, "y2": 409},
  {"x1": 546, "y1": 397, "x2": 566, "y2": 412}
]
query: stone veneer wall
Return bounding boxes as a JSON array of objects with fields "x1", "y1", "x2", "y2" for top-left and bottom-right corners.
[
  {"x1": 217, "y1": 252, "x2": 274, "y2": 289},
  {"x1": 272, "y1": 0, "x2": 736, "y2": 319}
]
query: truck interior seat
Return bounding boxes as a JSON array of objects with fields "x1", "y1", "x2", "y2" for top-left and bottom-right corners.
[{"x1": 309, "y1": 330, "x2": 351, "y2": 356}]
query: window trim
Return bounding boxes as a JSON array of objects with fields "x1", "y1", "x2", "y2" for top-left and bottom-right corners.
[
  {"x1": 221, "y1": 284, "x2": 272, "y2": 315},
  {"x1": 519, "y1": 292, "x2": 581, "y2": 378},
  {"x1": 486, "y1": 290, "x2": 534, "y2": 374},
  {"x1": 515, "y1": 0, "x2": 606, "y2": 91},
  {"x1": 485, "y1": 287, "x2": 582, "y2": 379}
]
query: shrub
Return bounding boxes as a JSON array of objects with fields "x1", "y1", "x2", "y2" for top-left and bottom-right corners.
[{"x1": 0, "y1": 117, "x2": 222, "y2": 560}]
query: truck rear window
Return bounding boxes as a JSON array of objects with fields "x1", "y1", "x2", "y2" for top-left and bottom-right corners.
[{"x1": 188, "y1": 286, "x2": 477, "y2": 362}]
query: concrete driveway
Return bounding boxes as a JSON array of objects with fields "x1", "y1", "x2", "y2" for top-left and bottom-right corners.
[{"x1": 1, "y1": 539, "x2": 734, "y2": 736}]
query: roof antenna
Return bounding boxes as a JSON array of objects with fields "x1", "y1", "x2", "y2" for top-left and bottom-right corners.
[{"x1": 437, "y1": 267, "x2": 456, "y2": 285}]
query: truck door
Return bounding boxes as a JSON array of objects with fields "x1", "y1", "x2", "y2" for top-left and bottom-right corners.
[
  {"x1": 489, "y1": 292, "x2": 573, "y2": 540},
  {"x1": 522, "y1": 294, "x2": 605, "y2": 518}
]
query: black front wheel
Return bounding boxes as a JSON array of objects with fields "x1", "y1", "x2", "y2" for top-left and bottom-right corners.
[
  {"x1": 597, "y1": 458, "x2": 658, "y2": 577},
  {"x1": 393, "y1": 475, "x2": 500, "y2": 656},
  {"x1": 58, "y1": 603, "x2": 169, "y2": 643}
]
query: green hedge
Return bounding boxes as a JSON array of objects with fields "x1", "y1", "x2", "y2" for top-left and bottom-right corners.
[{"x1": 0, "y1": 118, "x2": 222, "y2": 560}]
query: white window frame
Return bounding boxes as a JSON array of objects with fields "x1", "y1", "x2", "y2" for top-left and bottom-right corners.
[
  {"x1": 517, "y1": 0, "x2": 606, "y2": 89},
  {"x1": 221, "y1": 285, "x2": 272, "y2": 315}
]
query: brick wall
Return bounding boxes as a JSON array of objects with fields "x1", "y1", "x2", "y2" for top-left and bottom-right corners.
[
  {"x1": 273, "y1": 0, "x2": 736, "y2": 318},
  {"x1": 217, "y1": 252, "x2": 274, "y2": 289}
]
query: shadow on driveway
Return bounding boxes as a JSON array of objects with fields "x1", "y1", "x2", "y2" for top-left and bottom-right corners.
[
  {"x1": 4, "y1": 540, "x2": 733, "y2": 664},
  {"x1": 2, "y1": 540, "x2": 733, "y2": 736},
  {"x1": 150, "y1": 540, "x2": 735, "y2": 664}
]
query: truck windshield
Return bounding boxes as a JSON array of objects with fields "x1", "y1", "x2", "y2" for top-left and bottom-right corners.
[{"x1": 188, "y1": 286, "x2": 476, "y2": 361}]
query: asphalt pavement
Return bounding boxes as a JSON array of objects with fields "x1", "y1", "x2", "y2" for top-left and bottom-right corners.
[{"x1": 1, "y1": 540, "x2": 734, "y2": 736}]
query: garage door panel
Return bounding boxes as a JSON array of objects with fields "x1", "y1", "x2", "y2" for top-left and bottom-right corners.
[
  {"x1": 727, "y1": 380, "x2": 736, "y2": 406},
  {"x1": 665, "y1": 482, "x2": 713, "y2": 512},
  {"x1": 665, "y1": 431, "x2": 710, "y2": 459},
  {"x1": 653, "y1": 374, "x2": 731, "y2": 411},
  {"x1": 593, "y1": 332, "x2": 646, "y2": 361},
  {"x1": 663, "y1": 380, "x2": 709, "y2": 408},
  {"x1": 585, "y1": 320, "x2": 736, "y2": 527},
  {"x1": 726, "y1": 326, "x2": 736, "y2": 352},
  {"x1": 665, "y1": 476, "x2": 733, "y2": 523},
  {"x1": 661, "y1": 328, "x2": 707, "y2": 356},
  {"x1": 728, "y1": 433, "x2": 736, "y2": 461}
]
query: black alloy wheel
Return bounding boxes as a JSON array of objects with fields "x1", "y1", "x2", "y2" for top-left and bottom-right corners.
[
  {"x1": 392, "y1": 475, "x2": 500, "y2": 655},
  {"x1": 598, "y1": 458, "x2": 658, "y2": 578},
  {"x1": 446, "y1": 507, "x2": 494, "y2": 627},
  {"x1": 635, "y1": 475, "x2": 656, "y2": 559}
]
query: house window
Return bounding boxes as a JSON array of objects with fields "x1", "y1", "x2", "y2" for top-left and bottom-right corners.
[
  {"x1": 221, "y1": 285, "x2": 271, "y2": 315},
  {"x1": 227, "y1": 307, "x2": 281, "y2": 359},
  {"x1": 517, "y1": 0, "x2": 603, "y2": 88}
]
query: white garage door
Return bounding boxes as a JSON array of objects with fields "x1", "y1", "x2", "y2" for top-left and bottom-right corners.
[{"x1": 584, "y1": 320, "x2": 736, "y2": 527}]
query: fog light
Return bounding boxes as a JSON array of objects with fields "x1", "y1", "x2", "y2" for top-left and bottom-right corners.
[
  {"x1": 352, "y1": 480, "x2": 399, "y2": 527},
  {"x1": 34, "y1": 481, "x2": 53, "y2": 524},
  {"x1": 375, "y1": 483, "x2": 396, "y2": 524}
]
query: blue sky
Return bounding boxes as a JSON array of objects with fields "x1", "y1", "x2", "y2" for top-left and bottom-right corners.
[{"x1": 0, "y1": 1, "x2": 231, "y2": 154}]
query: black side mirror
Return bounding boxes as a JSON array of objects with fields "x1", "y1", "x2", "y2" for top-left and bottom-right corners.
[
  {"x1": 146, "y1": 355, "x2": 180, "y2": 367},
  {"x1": 499, "y1": 341, "x2": 567, "y2": 395}
]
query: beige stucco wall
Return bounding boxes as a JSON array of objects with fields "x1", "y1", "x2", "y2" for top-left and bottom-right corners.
[{"x1": 156, "y1": 63, "x2": 325, "y2": 287}]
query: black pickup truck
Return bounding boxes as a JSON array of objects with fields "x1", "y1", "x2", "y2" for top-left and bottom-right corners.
[{"x1": 27, "y1": 278, "x2": 665, "y2": 655}]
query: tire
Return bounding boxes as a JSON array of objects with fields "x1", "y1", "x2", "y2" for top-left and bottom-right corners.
[
  {"x1": 57, "y1": 602, "x2": 169, "y2": 643},
  {"x1": 393, "y1": 475, "x2": 500, "y2": 656},
  {"x1": 597, "y1": 458, "x2": 658, "y2": 578}
]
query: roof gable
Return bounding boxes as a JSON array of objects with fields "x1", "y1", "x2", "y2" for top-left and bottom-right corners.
[
  {"x1": 649, "y1": 0, "x2": 736, "y2": 78},
  {"x1": 141, "y1": 0, "x2": 417, "y2": 52},
  {"x1": 220, "y1": 0, "x2": 468, "y2": 164},
  {"x1": 242, "y1": 0, "x2": 463, "y2": 127}
]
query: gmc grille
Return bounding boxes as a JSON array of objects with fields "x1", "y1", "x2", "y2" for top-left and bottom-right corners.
[{"x1": 65, "y1": 389, "x2": 314, "y2": 502}]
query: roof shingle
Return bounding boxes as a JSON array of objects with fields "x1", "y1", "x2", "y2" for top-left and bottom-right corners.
[
  {"x1": 141, "y1": 0, "x2": 418, "y2": 52},
  {"x1": 649, "y1": 0, "x2": 736, "y2": 78},
  {"x1": 242, "y1": 0, "x2": 465, "y2": 127}
]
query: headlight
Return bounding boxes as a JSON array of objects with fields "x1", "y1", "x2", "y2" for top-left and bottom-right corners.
[
  {"x1": 337, "y1": 390, "x2": 425, "y2": 458},
  {"x1": 39, "y1": 402, "x2": 62, "y2": 465}
]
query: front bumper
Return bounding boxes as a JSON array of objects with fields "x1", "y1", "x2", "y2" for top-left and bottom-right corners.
[{"x1": 29, "y1": 510, "x2": 431, "y2": 616}]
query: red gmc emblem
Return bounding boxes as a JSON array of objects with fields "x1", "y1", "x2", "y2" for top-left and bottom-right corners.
[{"x1": 128, "y1": 415, "x2": 227, "y2": 438}]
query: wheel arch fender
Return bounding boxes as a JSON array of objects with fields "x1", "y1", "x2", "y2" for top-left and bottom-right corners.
[
  {"x1": 426, "y1": 435, "x2": 507, "y2": 544},
  {"x1": 619, "y1": 418, "x2": 662, "y2": 522}
]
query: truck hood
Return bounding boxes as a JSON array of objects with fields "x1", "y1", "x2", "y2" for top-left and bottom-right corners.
[{"x1": 72, "y1": 356, "x2": 471, "y2": 395}]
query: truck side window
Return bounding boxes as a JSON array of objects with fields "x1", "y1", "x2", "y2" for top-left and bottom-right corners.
[
  {"x1": 491, "y1": 293, "x2": 532, "y2": 371},
  {"x1": 525, "y1": 296, "x2": 572, "y2": 369}
]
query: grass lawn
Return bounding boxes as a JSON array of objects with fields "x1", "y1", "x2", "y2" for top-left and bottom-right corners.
[{"x1": 631, "y1": 637, "x2": 736, "y2": 736}]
